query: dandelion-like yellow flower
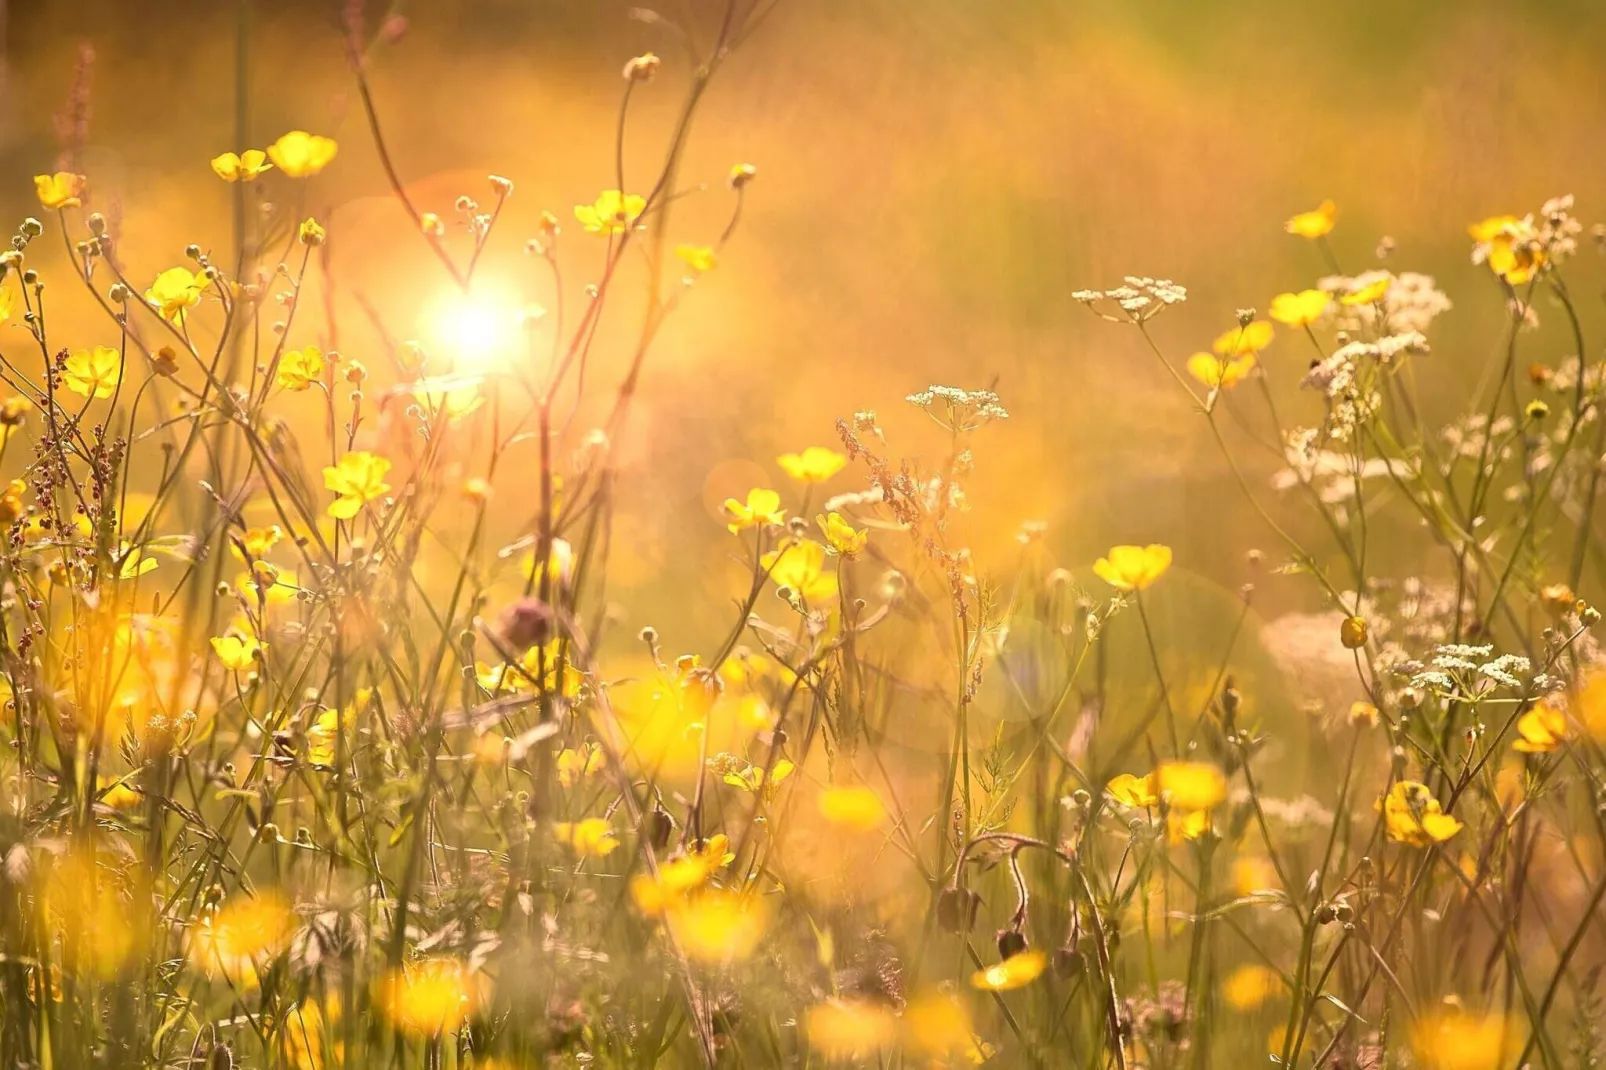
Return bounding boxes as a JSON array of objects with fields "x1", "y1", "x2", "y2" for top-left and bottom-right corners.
[
  {"x1": 817, "y1": 784, "x2": 887, "y2": 831},
  {"x1": 630, "y1": 854, "x2": 716, "y2": 916},
  {"x1": 1222, "y1": 964, "x2": 1282, "y2": 1011},
  {"x1": 276, "y1": 346, "x2": 326, "y2": 391},
  {"x1": 145, "y1": 266, "x2": 208, "y2": 323},
  {"x1": 267, "y1": 131, "x2": 339, "y2": 178},
  {"x1": 556, "y1": 742, "x2": 604, "y2": 787},
  {"x1": 1411, "y1": 1008, "x2": 1518, "y2": 1070},
  {"x1": 971, "y1": 949, "x2": 1047, "y2": 991},
  {"x1": 1186, "y1": 352, "x2": 1256, "y2": 390},
  {"x1": 1285, "y1": 199, "x2": 1336, "y2": 239},
  {"x1": 1380, "y1": 780, "x2": 1462, "y2": 847},
  {"x1": 778, "y1": 445, "x2": 847, "y2": 483},
  {"x1": 1092, "y1": 544, "x2": 1172, "y2": 591},
  {"x1": 574, "y1": 190, "x2": 646, "y2": 235},
  {"x1": 377, "y1": 960, "x2": 479, "y2": 1037},
  {"x1": 211, "y1": 634, "x2": 265, "y2": 672},
  {"x1": 1268, "y1": 289, "x2": 1331, "y2": 327},
  {"x1": 210, "y1": 149, "x2": 273, "y2": 182},
  {"x1": 805, "y1": 1000, "x2": 898, "y2": 1060},
  {"x1": 187, "y1": 892, "x2": 295, "y2": 988},
  {"x1": 34, "y1": 171, "x2": 85, "y2": 210},
  {"x1": 724, "y1": 487, "x2": 785, "y2": 533},
  {"x1": 323, "y1": 451, "x2": 392, "y2": 520},
  {"x1": 1470, "y1": 215, "x2": 1546, "y2": 285},
  {"x1": 1340, "y1": 276, "x2": 1391, "y2": 306},
  {"x1": 1513, "y1": 699, "x2": 1569, "y2": 754},
  {"x1": 816, "y1": 512, "x2": 867, "y2": 558},
  {"x1": 1157, "y1": 760, "x2": 1227, "y2": 811},
  {"x1": 761, "y1": 538, "x2": 839, "y2": 602},
  {"x1": 1212, "y1": 320, "x2": 1275, "y2": 357},
  {"x1": 1106, "y1": 771, "x2": 1159, "y2": 808},
  {"x1": 675, "y1": 243, "x2": 718, "y2": 274},
  {"x1": 63, "y1": 345, "x2": 122, "y2": 399},
  {"x1": 722, "y1": 757, "x2": 796, "y2": 797},
  {"x1": 665, "y1": 890, "x2": 769, "y2": 963},
  {"x1": 553, "y1": 817, "x2": 619, "y2": 857}
]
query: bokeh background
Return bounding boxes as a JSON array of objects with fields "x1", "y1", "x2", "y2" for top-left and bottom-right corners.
[{"x1": 3, "y1": 0, "x2": 1605, "y2": 661}]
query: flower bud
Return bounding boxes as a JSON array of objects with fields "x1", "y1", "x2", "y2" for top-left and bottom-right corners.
[{"x1": 1340, "y1": 615, "x2": 1368, "y2": 649}]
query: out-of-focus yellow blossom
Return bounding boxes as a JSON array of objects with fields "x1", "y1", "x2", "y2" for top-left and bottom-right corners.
[
  {"x1": 817, "y1": 784, "x2": 887, "y2": 831},
  {"x1": 1350, "y1": 701, "x2": 1381, "y2": 727},
  {"x1": 1107, "y1": 771, "x2": 1159, "y2": 808},
  {"x1": 1213, "y1": 320, "x2": 1274, "y2": 357},
  {"x1": 281, "y1": 996, "x2": 341, "y2": 1070},
  {"x1": 724, "y1": 487, "x2": 785, "y2": 533},
  {"x1": 35, "y1": 171, "x2": 85, "y2": 209},
  {"x1": 1380, "y1": 780, "x2": 1463, "y2": 846},
  {"x1": 556, "y1": 742, "x2": 604, "y2": 786},
  {"x1": 971, "y1": 949, "x2": 1047, "y2": 991},
  {"x1": 323, "y1": 451, "x2": 392, "y2": 520},
  {"x1": 688, "y1": 833, "x2": 735, "y2": 869},
  {"x1": 476, "y1": 642, "x2": 583, "y2": 697},
  {"x1": 1167, "y1": 808, "x2": 1210, "y2": 844},
  {"x1": 675, "y1": 243, "x2": 718, "y2": 273},
  {"x1": 631, "y1": 855, "x2": 716, "y2": 916},
  {"x1": 761, "y1": 538, "x2": 839, "y2": 602},
  {"x1": 1157, "y1": 761, "x2": 1227, "y2": 811},
  {"x1": 1186, "y1": 352, "x2": 1256, "y2": 390},
  {"x1": 1222, "y1": 964, "x2": 1281, "y2": 1010},
  {"x1": 276, "y1": 346, "x2": 325, "y2": 391},
  {"x1": 778, "y1": 446, "x2": 847, "y2": 483},
  {"x1": 1340, "y1": 276, "x2": 1391, "y2": 306},
  {"x1": 665, "y1": 890, "x2": 769, "y2": 963},
  {"x1": 805, "y1": 1000, "x2": 898, "y2": 1060},
  {"x1": 377, "y1": 960, "x2": 479, "y2": 1037},
  {"x1": 98, "y1": 775, "x2": 141, "y2": 810},
  {"x1": 1411, "y1": 1008, "x2": 1517, "y2": 1070},
  {"x1": 267, "y1": 131, "x2": 339, "y2": 178},
  {"x1": 46, "y1": 853, "x2": 138, "y2": 978},
  {"x1": 237, "y1": 564, "x2": 298, "y2": 604},
  {"x1": 306, "y1": 688, "x2": 368, "y2": 767},
  {"x1": 1285, "y1": 199, "x2": 1336, "y2": 239},
  {"x1": 0, "y1": 479, "x2": 24, "y2": 526},
  {"x1": 1093, "y1": 543, "x2": 1172, "y2": 591},
  {"x1": 902, "y1": 993, "x2": 989, "y2": 1063},
  {"x1": 211, "y1": 634, "x2": 265, "y2": 672},
  {"x1": 187, "y1": 892, "x2": 295, "y2": 988},
  {"x1": 1470, "y1": 215, "x2": 1546, "y2": 285},
  {"x1": 234, "y1": 525, "x2": 283, "y2": 560},
  {"x1": 574, "y1": 190, "x2": 646, "y2": 235},
  {"x1": 63, "y1": 345, "x2": 122, "y2": 398},
  {"x1": 722, "y1": 757, "x2": 796, "y2": 797},
  {"x1": 1269, "y1": 289, "x2": 1331, "y2": 327},
  {"x1": 553, "y1": 817, "x2": 619, "y2": 857},
  {"x1": 816, "y1": 512, "x2": 867, "y2": 558},
  {"x1": 145, "y1": 266, "x2": 208, "y2": 322},
  {"x1": 1578, "y1": 674, "x2": 1606, "y2": 740},
  {"x1": 210, "y1": 149, "x2": 272, "y2": 182},
  {"x1": 1233, "y1": 855, "x2": 1280, "y2": 897},
  {"x1": 1513, "y1": 699, "x2": 1569, "y2": 753}
]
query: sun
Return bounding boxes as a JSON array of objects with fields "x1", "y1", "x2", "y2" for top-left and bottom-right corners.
[{"x1": 421, "y1": 283, "x2": 529, "y2": 374}]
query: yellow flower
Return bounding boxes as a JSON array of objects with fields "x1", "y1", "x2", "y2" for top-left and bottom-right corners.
[
  {"x1": 1093, "y1": 543, "x2": 1172, "y2": 591},
  {"x1": 724, "y1": 487, "x2": 785, "y2": 533},
  {"x1": 971, "y1": 949, "x2": 1047, "y2": 991},
  {"x1": 1186, "y1": 352, "x2": 1256, "y2": 390},
  {"x1": 210, "y1": 149, "x2": 272, "y2": 182},
  {"x1": 116, "y1": 543, "x2": 158, "y2": 580},
  {"x1": 630, "y1": 855, "x2": 716, "y2": 916},
  {"x1": 1411, "y1": 1009, "x2": 1517, "y2": 1070},
  {"x1": 816, "y1": 512, "x2": 867, "y2": 558},
  {"x1": 1380, "y1": 781, "x2": 1463, "y2": 847},
  {"x1": 665, "y1": 890, "x2": 769, "y2": 963},
  {"x1": 35, "y1": 171, "x2": 85, "y2": 210},
  {"x1": 298, "y1": 217, "x2": 327, "y2": 247},
  {"x1": 574, "y1": 190, "x2": 646, "y2": 235},
  {"x1": 805, "y1": 1000, "x2": 898, "y2": 1060},
  {"x1": 234, "y1": 525, "x2": 283, "y2": 560},
  {"x1": 281, "y1": 996, "x2": 341, "y2": 1070},
  {"x1": 0, "y1": 479, "x2": 23, "y2": 526},
  {"x1": 556, "y1": 742, "x2": 604, "y2": 787},
  {"x1": 1232, "y1": 855, "x2": 1280, "y2": 897},
  {"x1": 1285, "y1": 199, "x2": 1336, "y2": 239},
  {"x1": 1470, "y1": 215, "x2": 1546, "y2": 285},
  {"x1": 276, "y1": 346, "x2": 326, "y2": 391},
  {"x1": 323, "y1": 451, "x2": 392, "y2": 520},
  {"x1": 1157, "y1": 760, "x2": 1227, "y2": 811},
  {"x1": 266, "y1": 131, "x2": 339, "y2": 178},
  {"x1": 377, "y1": 960, "x2": 479, "y2": 1037},
  {"x1": 1340, "y1": 276, "x2": 1391, "y2": 306},
  {"x1": 553, "y1": 817, "x2": 619, "y2": 857},
  {"x1": 1513, "y1": 699, "x2": 1569, "y2": 754},
  {"x1": 778, "y1": 446, "x2": 847, "y2": 483},
  {"x1": 722, "y1": 757, "x2": 796, "y2": 797},
  {"x1": 145, "y1": 266, "x2": 208, "y2": 323},
  {"x1": 188, "y1": 892, "x2": 295, "y2": 988},
  {"x1": 1222, "y1": 964, "x2": 1282, "y2": 1011},
  {"x1": 1167, "y1": 808, "x2": 1211, "y2": 844},
  {"x1": 63, "y1": 345, "x2": 123, "y2": 399},
  {"x1": 1212, "y1": 320, "x2": 1274, "y2": 357},
  {"x1": 1106, "y1": 771, "x2": 1159, "y2": 808},
  {"x1": 675, "y1": 244, "x2": 718, "y2": 273},
  {"x1": 211, "y1": 634, "x2": 265, "y2": 672},
  {"x1": 687, "y1": 833, "x2": 735, "y2": 869},
  {"x1": 1268, "y1": 289, "x2": 1331, "y2": 327},
  {"x1": 306, "y1": 688, "x2": 369, "y2": 766},
  {"x1": 99, "y1": 775, "x2": 141, "y2": 810},
  {"x1": 761, "y1": 538, "x2": 839, "y2": 602},
  {"x1": 817, "y1": 784, "x2": 887, "y2": 831}
]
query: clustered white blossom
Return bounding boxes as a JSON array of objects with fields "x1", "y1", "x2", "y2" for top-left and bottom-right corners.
[
  {"x1": 905, "y1": 385, "x2": 1010, "y2": 431},
  {"x1": 1071, "y1": 276, "x2": 1188, "y2": 324},
  {"x1": 1407, "y1": 643, "x2": 1542, "y2": 698}
]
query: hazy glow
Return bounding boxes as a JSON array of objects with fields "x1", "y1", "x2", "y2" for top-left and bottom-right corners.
[{"x1": 423, "y1": 285, "x2": 527, "y2": 374}]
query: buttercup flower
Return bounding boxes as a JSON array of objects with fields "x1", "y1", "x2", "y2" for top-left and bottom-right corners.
[
  {"x1": 145, "y1": 267, "x2": 208, "y2": 323},
  {"x1": 778, "y1": 446, "x2": 847, "y2": 483},
  {"x1": 1213, "y1": 320, "x2": 1274, "y2": 357},
  {"x1": 1380, "y1": 780, "x2": 1463, "y2": 846},
  {"x1": 63, "y1": 346, "x2": 122, "y2": 399},
  {"x1": 816, "y1": 512, "x2": 867, "y2": 558},
  {"x1": 267, "y1": 131, "x2": 339, "y2": 178},
  {"x1": 553, "y1": 817, "x2": 619, "y2": 857},
  {"x1": 276, "y1": 347, "x2": 326, "y2": 391},
  {"x1": 574, "y1": 190, "x2": 646, "y2": 235},
  {"x1": 211, "y1": 634, "x2": 265, "y2": 672},
  {"x1": 323, "y1": 451, "x2": 392, "y2": 520},
  {"x1": 1157, "y1": 761, "x2": 1227, "y2": 811},
  {"x1": 1269, "y1": 289, "x2": 1331, "y2": 327},
  {"x1": 761, "y1": 538, "x2": 839, "y2": 602},
  {"x1": 377, "y1": 960, "x2": 479, "y2": 1037},
  {"x1": 210, "y1": 150, "x2": 272, "y2": 182},
  {"x1": 1513, "y1": 699, "x2": 1569, "y2": 754},
  {"x1": 971, "y1": 949, "x2": 1046, "y2": 991},
  {"x1": 1093, "y1": 544, "x2": 1172, "y2": 591},
  {"x1": 1107, "y1": 771, "x2": 1159, "y2": 808},
  {"x1": 1285, "y1": 199, "x2": 1336, "y2": 239},
  {"x1": 1187, "y1": 352, "x2": 1256, "y2": 390},
  {"x1": 675, "y1": 244, "x2": 717, "y2": 274},
  {"x1": 35, "y1": 172, "x2": 85, "y2": 210},
  {"x1": 724, "y1": 488, "x2": 785, "y2": 533}
]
